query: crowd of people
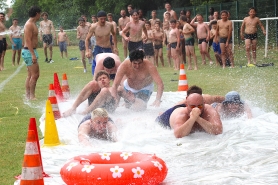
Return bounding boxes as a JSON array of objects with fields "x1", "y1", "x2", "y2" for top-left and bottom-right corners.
[{"x1": 0, "y1": 4, "x2": 259, "y2": 145}]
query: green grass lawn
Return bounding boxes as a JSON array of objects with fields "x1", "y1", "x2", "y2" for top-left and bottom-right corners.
[{"x1": 0, "y1": 43, "x2": 277, "y2": 184}]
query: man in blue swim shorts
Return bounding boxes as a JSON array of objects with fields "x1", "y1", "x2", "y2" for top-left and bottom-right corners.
[
  {"x1": 22, "y1": 6, "x2": 42, "y2": 100},
  {"x1": 9, "y1": 18, "x2": 23, "y2": 66},
  {"x1": 111, "y1": 49, "x2": 164, "y2": 111}
]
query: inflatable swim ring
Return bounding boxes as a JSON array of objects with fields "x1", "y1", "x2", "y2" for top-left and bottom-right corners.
[{"x1": 60, "y1": 151, "x2": 168, "y2": 185}]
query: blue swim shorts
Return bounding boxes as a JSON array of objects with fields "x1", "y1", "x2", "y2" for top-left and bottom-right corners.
[
  {"x1": 21, "y1": 48, "x2": 39, "y2": 66},
  {"x1": 12, "y1": 38, "x2": 23, "y2": 50}
]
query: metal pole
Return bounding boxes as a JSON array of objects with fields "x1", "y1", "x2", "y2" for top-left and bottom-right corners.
[{"x1": 264, "y1": 20, "x2": 269, "y2": 58}]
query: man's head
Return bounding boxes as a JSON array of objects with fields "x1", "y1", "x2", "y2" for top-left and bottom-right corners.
[
  {"x1": 107, "y1": 13, "x2": 113, "y2": 22},
  {"x1": 28, "y1": 6, "x2": 41, "y2": 19},
  {"x1": 97, "y1": 10, "x2": 107, "y2": 25},
  {"x1": 220, "y1": 10, "x2": 228, "y2": 20},
  {"x1": 248, "y1": 7, "x2": 256, "y2": 17},
  {"x1": 129, "y1": 50, "x2": 144, "y2": 69},
  {"x1": 59, "y1": 26, "x2": 63, "y2": 31},
  {"x1": 78, "y1": 18, "x2": 85, "y2": 26},
  {"x1": 120, "y1": 10, "x2": 126, "y2": 18},
  {"x1": 186, "y1": 10, "x2": 191, "y2": 17},
  {"x1": 213, "y1": 11, "x2": 219, "y2": 19},
  {"x1": 186, "y1": 93, "x2": 204, "y2": 112},
  {"x1": 127, "y1": 5, "x2": 133, "y2": 14},
  {"x1": 0, "y1": 12, "x2": 5, "y2": 22},
  {"x1": 196, "y1": 14, "x2": 203, "y2": 23},
  {"x1": 179, "y1": 15, "x2": 187, "y2": 23},
  {"x1": 170, "y1": 19, "x2": 177, "y2": 28},
  {"x1": 41, "y1": 12, "x2": 48, "y2": 20},
  {"x1": 187, "y1": 85, "x2": 202, "y2": 97},
  {"x1": 210, "y1": 20, "x2": 217, "y2": 29},
  {"x1": 12, "y1": 18, "x2": 18, "y2": 25},
  {"x1": 95, "y1": 70, "x2": 110, "y2": 81},
  {"x1": 222, "y1": 91, "x2": 244, "y2": 114},
  {"x1": 81, "y1": 15, "x2": 87, "y2": 22},
  {"x1": 91, "y1": 15, "x2": 97, "y2": 23},
  {"x1": 91, "y1": 108, "x2": 109, "y2": 133},
  {"x1": 165, "y1": 2, "x2": 171, "y2": 11},
  {"x1": 95, "y1": 70, "x2": 110, "y2": 88},
  {"x1": 151, "y1": 10, "x2": 157, "y2": 18},
  {"x1": 145, "y1": 21, "x2": 151, "y2": 29},
  {"x1": 103, "y1": 57, "x2": 115, "y2": 69},
  {"x1": 130, "y1": 9, "x2": 139, "y2": 21}
]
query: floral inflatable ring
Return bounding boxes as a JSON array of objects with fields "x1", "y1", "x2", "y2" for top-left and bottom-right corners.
[{"x1": 60, "y1": 152, "x2": 168, "y2": 185}]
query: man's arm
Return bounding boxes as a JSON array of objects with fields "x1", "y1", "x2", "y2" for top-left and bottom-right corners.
[
  {"x1": 63, "y1": 81, "x2": 99, "y2": 117},
  {"x1": 176, "y1": 28, "x2": 180, "y2": 49},
  {"x1": 78, "y1": 122, "x2": 92, "y2": 146},
  {"x1": 85, "y1": 26, "x2": 95, "y2": 58},
  {"x1": 226, "y1": 21, "x2": 232, "y2": 46},
  {"x1": 39, "y1": 22, "x2": 43, "y2": 41},
  {"x1": 111, "y1": 61, "x2": 126, "y2": 98},
  {"x1": 240, "y1": 18, "x2": 246, "y2": 40},
  {"x1": 205, "y1": 24, "x2": 210, "y2": 42},
  {"x1": 244, "y1": 103, "x2": 253, "y2": 119},
  {"x1": 148, "y1": 62, "x2": 164, "y2": 107},
  {"x1": 170, "y1": 108, "x2": 197, "y2": 138},
  {"x1": 51, "y1": 21, "x2": 56, "y2": 39},
  {"x1": 9, "y1": 27, "x2": 15, "y2": 47},
  {"x1": 195, "y1": 105, "x2": 223, "y2": 135},
  {"x1": 190, "y1": 16, "x2": 197, "y2": 27},
  {"x1": 142, "y1": 22, "x2": 148, "y2": 41},
  {"x1": 110, "y1": 24, "x2": 118, "y2": 52},
  {"x1": 121, "y1": 22, "x2": 130, "y2": 41},
  {"x1": 257, "y1": 18, "x2": 266, "y2": 35}
]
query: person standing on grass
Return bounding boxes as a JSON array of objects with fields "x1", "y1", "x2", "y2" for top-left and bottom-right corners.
[
  {"x1": 57, "y1": 26, "x2": 69, "y2": 59},
  {"x1": 77, "y1": 18, "x2": 90, "y2": 73},
  {"x1": 22, "y1": 6, "x2": 41, "y2": 100},
  {"x1": 9, "y1": 18, "x2": 23, "y2": 66},
  {"x1": 168, "y1": 19, "x2": 180, "y2": 70},
  {"x1": 216, "y1": 10, "x2": 234, "y2": 68},
  {"x1": 142, "y1": 21, "x2": 155, "y2": 65},
  {"x1": 153, "y1": 21, "x2": 164, "y2": 67},
  {"x1": 190, "y1": 14, "x2": 213, "y2": 65},
  {"x1": 163, "y1": 17, "x2": 172, "y2": 67},
  {"x1": 118, "y1": 10, "x2": 130, "y2": 59},
  {"x1": 240, "y1": 7, "x2": 266, "y2": 65},
  {"x1": 210, "y1": 21, "x2": 222, "y2": 66},
  {"x1": 0, "y1": 12, "x2": 7, "y2": 71},
  {"x1": 121, "y1": 9, "x2": 148, "y2": 53},
  {"x1": 107, "y1": 13, "x2": 118, "y2": 55},
  {"x1": 149, "y1": 10, "x2": 160, "y2": 30},
  {"x1": 85, "y1": 11, "x2": 117, "y2": 75},
  {"x1": 39, "y1": 12, "x2": 56, "y2": 63},
  {"x1": 180, "y1": 15, "x2": 198, "y2": 70},
  {"x1": 163, "y1": 2, "x2": 178, "y2": 21}
]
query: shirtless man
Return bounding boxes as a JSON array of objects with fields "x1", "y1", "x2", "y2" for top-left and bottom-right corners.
[
  {"x1": 142, "y1": 21, "x2": 155, "y2": 65},
  {"x1": 168, "y1": 19, "x2": 180, "y2": 70},
  {"x1": 180, "y1": 15, "x2": 197, "y2": 70},
  {"x1": 121, "y1": 9, "x2": 148, "y2": 53},
  {"x1": 57, "y1": 26, "x2": 69, "y2": 58},
  {"x1": 240, "y1": 7, "x2": 266, "y2": 65},
  {"x1": 118, "y1": 10, "x2": 130, "y2": 58},
  {"x1": 0, "y1": 12, "x2": 7, "y2": 71},
  {"x1": 216, "y1": 10, "x2": 234, "y2": 68},
  {"x1": 153, "y1": 22, "x2": 164, "y2": 67},
  {"x1": 163, "y1": 15, "x2": 172, "y2": 67},
  {"x1": 107, "y1": 13, "x2": 118, "y2": 55},
  {"x1": 90, "y1": 15, "x2": 97, "y2": 60},
  {"x1": 78, "y1": 108, "x2": 117, "y2": 146},
  {"x1": 156, "y1": 85, "x2": 224, "y2": 128},
  {"x1": 111, "y1": 49, "x2": 164, "y2": 111},
  {"x1": 149, "y1": 10, "x2": 160, "y2": 30},
  {"x1": 63, "y1": 70, "x2": 118, "y2": 117},
  {"x1": 163, "y1": 2, "x2": 178, "y2": 21},
  {"x1": 163, "y1": 12, "x2": 170, "y2": 30},
  {"x1": 9, "y1": 18, "x2": 23, "y2": 66},
  {"x1": 170, "y1": 92, "x2": 223, "y2": 138},
  {"x1": 85, "y1": 11, "x2": 117, "y2": 76},
  {"x1": 93, "y1": 53, "x2": 121, "y2": 80},
  {"x1": 77, "y1": 18, "x2": 90, "y2": 73},
  {"x1": 127, "y1": 4, "x2": 134, "y2": 22},
  {"x1": 22, "y1": 6, "x2": 41, "y2": 100},
  {"x1": 190, "y1": 14, "x2": 213, "y2": 65},
  {"x1": 39, "y1": 12, "x2": 55, "y2": 63}
]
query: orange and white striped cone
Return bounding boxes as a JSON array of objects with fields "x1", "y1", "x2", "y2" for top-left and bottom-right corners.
[
  {"x1": 61, "y1": 73, "x2": 70, "y2": 100},
  {"x1": 178, "y1": 64, "x2": 188, "y2": 91},
  {"x1": 48, "y1": 84, "x2": 61, "y2": 120},
  {"x1": 53, "y1": 73, "x2": 64, "y2": 102},
  {"x1": 20, "y1": 130, "x2": 44, "y2": 185}
]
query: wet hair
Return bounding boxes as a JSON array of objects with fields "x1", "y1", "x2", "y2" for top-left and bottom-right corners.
[
  {"x1": 28, "y1": 6, "x2": 41, "y2": 17},
  {"x1": 180, "y1": 15, "x2": 187, "y2": 22},
  {"x1": 97, "y1": 10, "x2": 107, "y2": 17},
  {"x1": 130, "y1": 9, "x2": 138, "y2": 16},
  {"x1": 0, "y1": 12, "x2": 5, "y2": 17},
  {"x1": 129, "y1": 50, "x2": 145, "y2": 62},
  {"x1": 249, "y1": 7, "x2": 257, "y2": 13},
  {"x1": 107, "y1": 13, "x2": 113, "y2": 17},
  {"x1": 95, "y1": 70, "x2": 110, "y2": 81},
  {"x1": 78, "y1": 17, "x2": 85, "y2": 23},
  {"x1": 170, "y1": 19, "x2": 176, "y2": 24},
  {"x1": 187, "y1": 85, "x2": 202, "y2": 97},
  {"x1": 220, "y1": 10, "x2": 228, "y2": 15},
  {"x1": 103, "y1": 57, "x2": 115, "y2": 69},
  {"x1": 41, "y1": 12, "x2": 48, "y2": 17},
  {"x1": 91, "y1": 108, "x2": 109, "y2": 120}
]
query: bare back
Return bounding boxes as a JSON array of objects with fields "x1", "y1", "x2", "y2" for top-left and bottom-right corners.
[{"x1": 24, "y1": 20, "x2": 38, "y2": 48}]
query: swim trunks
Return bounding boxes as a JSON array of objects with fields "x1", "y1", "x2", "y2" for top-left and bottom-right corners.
[
  {"x1": 143, "y1": 43, "x2": 154, "y2": 56},
  {"x1": 198, "y1": 38, "x2": 207, "y2": 44},
  {"x1": 212, "y1": 42, "x2": 221, "y2": 54},
  {"x1": 0, "y1": 40, "x2": 3, "y2": 54},
  {"x1": 92, "y1": 45, "x2": 112, "y2": 75},
  {"x1": 219, "y1": 37, "x2": 232, "y2": 44},
  {"x1": 154, "y1": 44, "x2": 163, "y2": 50},
  {"x1": 79, "y1": 40, "x2": 85, "y2": 51},
  {"x1": 155, "y1": 104, "x2": 186, "y2": 128},
  {"x1": 170, "y1": 42, "x2": 177, "y2": 48},
  {"x1": 42, "y1": 34, "x2": 53, "y2": 45},
  {"x1": 59, "y1": 41, "x2": 67, "y2": 52},
  {"x1": 244, "y1": 33, "x2": 257, "y2": 40},
  {"x1": 185, "y1": 37, "x2": 194, "y2": 46},
  {"x1": 21, "y1": 48, "x2": 39, "y2": 66},
  {"x1": 12, "y1": 38, "x2": 22, "y2": 50},
  {"x1": 208, "y1": 38, "x2": 213, "y2": 47},
  {"x1": 123, "y1": 79, "x2": 153, "y2": 108},
  {"x1": 128, "y1": 40, "x2": 143, "y2": 53}
]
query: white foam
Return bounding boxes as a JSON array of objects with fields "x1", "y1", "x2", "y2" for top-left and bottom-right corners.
[{"x1": 14, "y1": 92, "x2": 278, "y2": 184}]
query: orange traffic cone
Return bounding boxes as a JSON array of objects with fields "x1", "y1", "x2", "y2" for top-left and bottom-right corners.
[
  {"x1": 178, "y1": 64, "x2": 188, "y2": 91},
  {"x1": 19, "y1": 130, "x2": 44, "y2": 185},
  {"x1": 61, "y1": 73, "x2": 70, "y2": 100},
  {"x1": 48, "y1": 84, "x2": 61, "y2": 120},
  {"x1": 53, "y1": 73, "x2": 64, "y2": 102}
]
